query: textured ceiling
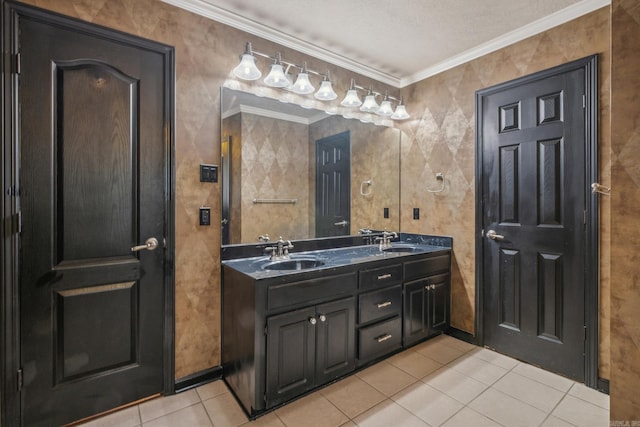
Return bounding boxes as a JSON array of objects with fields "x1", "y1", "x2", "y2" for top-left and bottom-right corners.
[{"x1": 166, "y1": 0, "x2": 609, "y2": 86}]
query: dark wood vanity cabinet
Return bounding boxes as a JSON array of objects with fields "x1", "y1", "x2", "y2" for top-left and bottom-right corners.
[
  {"x1": 265, "y1": 297, "x2": 355, "y2": 408},
  {"x1": 403, "y1": 255, "x2": 451, "y2": 346},
  {"x1": 222, "y1": 248, "x2": 451, "y2": 418}
]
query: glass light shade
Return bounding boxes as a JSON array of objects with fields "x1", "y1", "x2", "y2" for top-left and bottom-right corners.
[
  {"x1": 391, "y1": 104, "x2": 410, "y2": 120},
  {"x1": 263, "y1": 64, "x2": 289, "y2": 87},
  {"x1": 377, "y1": 99, "x2": 394, "y2": 117},
  {"x1": 233, "y1": 54, "x2": 261, "y2": 80},
  {"x1": 314, "y1": 81, "x2": 338, "y2": 101},
  {"x1": 341, "y1": 89, "x2": 362, "y2": 107},
  {"x1": 360, "y1": 94, "x2": 379, "y2": 113},
  {"x1": 291, "y1": 72, "x2": 315, "y2": 94}
]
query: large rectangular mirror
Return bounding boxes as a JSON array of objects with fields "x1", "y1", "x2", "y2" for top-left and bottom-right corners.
[{"x1": 221, "y1": 87, "x2": 400, "y2": 246}]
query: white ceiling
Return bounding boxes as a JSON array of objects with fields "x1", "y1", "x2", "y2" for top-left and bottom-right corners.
[{"x1": 162, "y1": 0, "x2": 609, "y2": 87}]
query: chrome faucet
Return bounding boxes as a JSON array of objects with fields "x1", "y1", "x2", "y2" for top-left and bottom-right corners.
[
  {"x1": 264, "y1": 236, "x2": 294, "y2": 260},
  {"x1": 376, "y1": 231, "x2": 398, "y2": 250}
]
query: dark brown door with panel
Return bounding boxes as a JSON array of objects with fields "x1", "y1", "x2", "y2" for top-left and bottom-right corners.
[
  {"x1": 479, "y1": 62, "x2": 590, "y2": 381},
  {"x1": 17, "y1": 9, "x2": 173, "y2": 426}
]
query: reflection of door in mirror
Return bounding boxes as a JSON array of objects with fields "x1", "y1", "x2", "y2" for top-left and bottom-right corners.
[
  {"x1": 221, "y1": 136, "x2": 231, "y2": 245},
  {"x1": 316, "y1": 132, "x2": 351, "y2": 237}
]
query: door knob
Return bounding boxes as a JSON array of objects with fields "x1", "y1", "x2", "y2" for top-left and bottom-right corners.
[
  {"x1": 334, "y1": 220, "x2": 349, "y2": 227},
  {"x1": 486, "y1": 230, "x2": 505, "y2": 241},
  {"x1": 131, "y1": 237, "x2": 159, "y2": 252}
]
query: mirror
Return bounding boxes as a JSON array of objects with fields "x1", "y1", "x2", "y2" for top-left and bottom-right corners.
[{"x1": 221, "y1": 87, "x2": 400, "y2": 245}]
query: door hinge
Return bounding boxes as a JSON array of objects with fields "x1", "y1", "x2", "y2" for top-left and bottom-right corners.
[
  {"x1": 17, "y1": 368, "x2": 23, "y2": 391},
  {"x1": 582, "y1": 94, "x2": 586, "y2": 109},
  {"x1": 18, "y1": 211, "x2": 22, "y2": 234},
  {"x1": 15, "y1": 53, "x2": 21, "y2": 75}
]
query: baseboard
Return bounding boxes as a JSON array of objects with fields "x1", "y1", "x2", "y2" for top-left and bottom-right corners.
[
  {"x1": 174, "y1": 366, "x2": 223, "y2": 394},
  {"x1": 445, "y1": 327, "x2": 476, "y2": 345},
  {"x1": 597, "y1": 377, "x2": 610, "y2": 395}
]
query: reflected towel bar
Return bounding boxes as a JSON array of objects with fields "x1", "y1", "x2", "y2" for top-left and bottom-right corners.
[{"x1": 252, "y1": 198, "x2": 297, "y2": 204}]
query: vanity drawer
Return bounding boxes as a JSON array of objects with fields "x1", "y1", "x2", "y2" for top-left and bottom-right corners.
[
  {"x1": 359, "y1": 264, "x2": 402, "y2": 290},
  {"x1": 358, "y1": 285, "x2": 402, "y2": 324},
  {"x1": 404, "y1": 254, "x2": 450, "y2": 282},
  {"x1": 268, "y1": 272, "x2": 356, "y2": 311},
  {"x1": 358, "y1": 316, "x2": 402, "y2": 362}
]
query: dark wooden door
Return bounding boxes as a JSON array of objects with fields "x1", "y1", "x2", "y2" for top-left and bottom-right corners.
[
  {"x1": 221, "y1": 136, "x2": 231, "y2": 245},
  {"x1": 266, "y1": 306, "x2": 316, "y2": 407},
  {"x1": 403, "y1": 280, "x2": 429, "y2": 346},
  {"x1": 315, "y1": 132, "x2": 350, "y2": 237},
  {"x1": 18, "y1": 12, "x2": 172, "y2": 426},
  {"x1": 316, "y1": 298, "x2": 355, "y2": 384},
  {"x1": 480, "y1": 66, "x2": 587, "y2": 380},
  {"x1": 429, "y1": 274, "x2": 450, "y2": 332}
]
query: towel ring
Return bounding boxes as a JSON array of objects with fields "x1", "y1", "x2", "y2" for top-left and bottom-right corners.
[
  {"x1": 360, "y1": 179, "x2": 373, "y2": 196},
  {"x1": 427, "y1": 173, "x2": 445, "y2": 193}
]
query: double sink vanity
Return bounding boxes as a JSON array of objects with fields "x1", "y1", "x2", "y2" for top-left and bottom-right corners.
[{"x1": 221, "y1": 233, "x2": 453, "y2": 418}]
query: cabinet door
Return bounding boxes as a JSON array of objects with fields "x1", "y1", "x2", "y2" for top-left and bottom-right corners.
[
  {"x1": 266, "y1": 306, "x2": 316, "y2": 407},
  {"x1": 429, "y1": 275, "x2": 450, "y2": 331},
  {"x1": 316, "y1": 298, "x2": 355, "y2": 385},
  {"x1": 403, "y1": 280, "x2": 429, "y2": 346}
]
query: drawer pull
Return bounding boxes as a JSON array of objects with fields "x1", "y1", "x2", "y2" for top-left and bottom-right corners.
[
  {"x1": 376, "y1": 301, "x2": 392, "y2": 308},
  {"x1": 376, "y1": 334, "x2": 393, "y2": 343},
  {"x1": 377, "y1": 273, "x2": 392, "y2": 280}
]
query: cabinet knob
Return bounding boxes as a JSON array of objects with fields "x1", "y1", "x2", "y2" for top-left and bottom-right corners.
[
  {"x1": 319, "y1": 315, "x2": 326, "y2": 322},
  {"x1": 309, "y1": 317, "x2": 317, "y2": 325}
]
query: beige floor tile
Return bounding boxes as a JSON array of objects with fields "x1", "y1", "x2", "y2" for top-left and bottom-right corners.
[
  {"x1": 568, "y1": 382, "x2": 610, "y2": 409},
  {"x1": 469, "y1": 388, "x2": 547, "y2": 427},
  {"x1": 552, "y1": 395, "x2": 609, "y2": 427},
  {"x1": 138, "y1": 390, "x2": 201, "y2": 422},
  {"x1": 441, "y1": 407, "x2": 502, "y2": 427},
  {"x1": 469, "y1": 347, "x2": 519, "y2": 370},
  {"x1": 433, "y1": 335, "x2": 478, "y2": 353},
  {"x1": 275, "y1": 393, "x2": 349, "y2": 427},
  {"x1": 511, "y1": 363, "x2": 574, "y2": 392},
  {"x1": 352, "y1": 400, "x2": 429, "y2": 427},
  {"x1": 78, "y1": 406, "x2": 141, "y2": 427},
  {"x1": 423, "y1": 366, "x2": 489, "y2": 404},
  {"x1": 539, "y1": 415, "x2": 577, "y2": 427},
  {"x1": 142, "y1": 404, "x2": 212, "y2": 427},
  {"x1": 202, "y1": 392, "x2": 249, "y2": 427},
  {"x1": 321, "y1": 375, "x2": 386, "y2": 418},
  {"x1": 356, "y1": 361, "x2": 418, "y2": 396},
  {"x1": 387, "y1": 349, "x2": 443, "y2": 378},
  {"x1": 196, "y1": 380, "x2": 229, "y2": 401},
  {"x1": 239, "y1": 412, "x2": 285, "y2": 427},
  {"x1": 392, "y1": 381, "x2": 464, "y2": 426},
  {"x1": 447, "y1": 354, "x2": 508, "y2": 385},
  {"x1": 493, "y1": 371, "x2": 565, "y2": 412},
  {"x1": 413, "y1": 339, "x2": 466, "y2": 365}
]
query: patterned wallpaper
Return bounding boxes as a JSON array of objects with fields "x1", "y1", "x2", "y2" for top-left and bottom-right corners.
[
  {"x1": 610, "y1": 0, "x2": 640, "y2": 419},
  {"x1": 398, "y1": 8, "x2": 611, "y2": 379}
]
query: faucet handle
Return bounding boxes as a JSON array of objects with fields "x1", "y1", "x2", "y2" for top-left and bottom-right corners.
[{"x1": 258, "y1": 234, "x2": 270, "y2": 242}]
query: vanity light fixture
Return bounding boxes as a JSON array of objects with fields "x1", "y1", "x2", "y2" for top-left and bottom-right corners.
[
  {"x1": 233, "y1": 42, "x2": 262, "y2": 81},
  {"x1": 359, "y1": 87, "x2": 379, "y2": 113},
  {"x1": 291, "y1": 62, "x2": 315, "y2": 95},
  {"x1": 314, "y1": 72, "x2": 338, "y2": 101},
  {"x1": 263, "y1": 52, "x2": 290, "y2": 88},
  {"x1": 391, "y1": 96, "x2": 410, "y2": 120},
  {"x1": 340, "y1": 79, "x2": 363, "y2": 107},
  {"x1": 232, "y1": 41, "x2": 411, "y2": 120},
  {"x1": 377, "y1": 93, "x2": 394, "y2": 117}
]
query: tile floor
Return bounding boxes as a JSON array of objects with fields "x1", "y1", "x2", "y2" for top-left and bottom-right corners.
[{"x1": 79, "y1": 335, "x2": 609, "y2": 427}]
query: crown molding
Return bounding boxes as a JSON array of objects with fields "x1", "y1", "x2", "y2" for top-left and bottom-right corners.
[
  {"x1": 401, "y1": 0, "x2": 610, "y2": 86},
  {"x1": 160, "y1": 0, "x2": 401, "y2": 87},
  {"x1": 223, "y1": 104, "x2": 322, "y2": 125}
]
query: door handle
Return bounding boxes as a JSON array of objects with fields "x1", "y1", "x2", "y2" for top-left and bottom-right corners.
[
  {"x1": 334, "y1": 220, "x2": 349, "y2": 227},
  {"x1": 486, "y1": 230, "x2": 504, "y2": 241},
  {"x1": 131, "y1": 237, "x2": 159, "y2": 252}
]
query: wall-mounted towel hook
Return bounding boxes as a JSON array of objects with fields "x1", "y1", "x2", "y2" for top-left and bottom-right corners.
[
  {"x1": 591, "y1": 182, "x2": 611, "y2": 196},
  {"x1": 360, "y1": 179, "x2": 373, "y2": 196},
  {"x1": 426, "y1": 173, "x2": 445, "y2": 193}
]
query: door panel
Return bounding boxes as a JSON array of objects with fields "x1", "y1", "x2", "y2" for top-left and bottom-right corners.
[
  {"x1": 18, "y1": 13, "x2": 171, "y2": 426},
  {"x1": 315, "y1": 132, "x2": 351, "y2": 237},
  {"x1": 480, "y1": 67, "x2": 586, "y2": 381},
  {"x1": 316, "y1": 298, "x2": 355, "y2": 384}
]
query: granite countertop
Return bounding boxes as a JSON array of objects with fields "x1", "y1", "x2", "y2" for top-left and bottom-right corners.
[{"x1": 222, "y1": 241, "x2": 451, "y2": 280}]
